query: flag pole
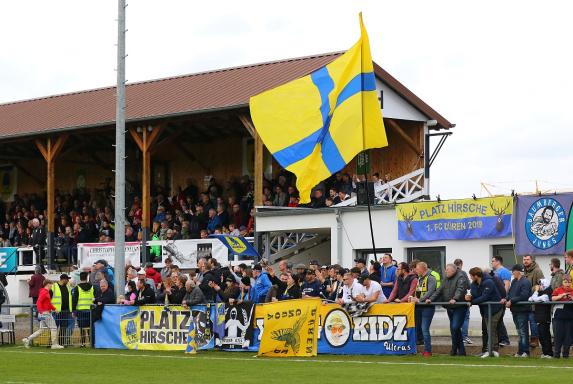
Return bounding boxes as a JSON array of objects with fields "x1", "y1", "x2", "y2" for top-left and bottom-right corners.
[{"x1": 359, "y1": 13, "x2": 377, "y2": 262}]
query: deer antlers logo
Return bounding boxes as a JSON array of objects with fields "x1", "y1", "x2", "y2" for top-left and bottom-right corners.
[
  {"x1": 399, "y1": 207, "x2": 418, "y2": 234},
  {"x1": 490, "y1": 200, "x2": 510, "y2": 232}
]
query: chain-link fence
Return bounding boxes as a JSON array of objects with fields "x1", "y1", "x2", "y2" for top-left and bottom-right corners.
[{"x1": 0, "y1": 305, "x2": 92, "y2": 348}]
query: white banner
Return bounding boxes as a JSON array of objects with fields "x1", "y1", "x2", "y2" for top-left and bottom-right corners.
[
  {"x1": 78, "y1": 239, "x2": 229, "y2": 269},
  {"x1": 78, "y1": 242, "x2": 142, "y2": 268}
]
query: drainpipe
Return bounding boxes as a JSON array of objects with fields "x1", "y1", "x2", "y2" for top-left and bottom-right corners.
[{"x1": 335, "y1": 209, "x2": 343, "y2": 266}]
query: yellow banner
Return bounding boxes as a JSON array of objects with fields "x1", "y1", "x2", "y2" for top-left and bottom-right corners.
[
  {"x1": 137, "y1": 305, "x2": 190, "y2": 351},
  {"x1": 257, "y1": 299, "x2": 320, "y2": 357},
  {"x1": 396, "y1": 196, "x2": 513, "y2": 221}
]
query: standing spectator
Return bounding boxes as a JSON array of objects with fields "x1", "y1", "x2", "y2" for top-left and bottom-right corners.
[
  {"x1": 566, "y1": 250, "x2": 573, "y2": 281},
  {"x1": 551, "y1": 275, "x2": 573, "y2": 358},
  {"x1": 301, "y1": 269, "x2": 321, "y2": 298},
  {"x1": 27, "y1": 266, "x2": 45, "y2": 317},
  {"x1": 72, "y1": 272, "x2": 94, "y2": 347},
  {"x1": 502, "y1": 264, "x2": 532, "y2": 357},
  {"x1": 51, "y1": 274, "x2": 72, "y2": 346},
  {"x1": 528, "y1": 278, "x2": 553, "y2": 358},
  {"x1": 386, "y1": 262, "x2": 417, "y2": 303},
  {"x1": 22, "y1": 280, "x2": 64, "y2": 349},
  {"x1": 134, "y1": 279, "x2": 156, "y2": 305},
  {"x1": 465, "y1": 267, "x2": 502, "y2": 358},
  {"x1": 491, "y1": 255, "x2": 511, "y2": 346},
  {"x1": 251, "y1": 264, "x2": 272, "y2": 304},
  {"x1": 427, "y1": 264, "x2": 469, "y2": 356},
  {"x1": 354, "y1": 258, "x2": 369, "y2": 278},
  {"x1": 411, "y1": 262, "x2": 437, "y2": 357},
  {"x1": 93, "y1": 279, "x2": 115, "y2": 321},
  {"x1": 550, "y1": 257, "x2": 565, "y2": 290},
  {"x1": 523, "y1": 255, "x2": 544, "y2": 348},
  {"x1": 454, "y1": 258, "x2": 472, "y2": 345},
  {"x1": 161, "y1": 257, "x2": 174, "y2": 281},
  {"x1": 198, "y1": 258, "x2": 216, "y2": 302},
  {"x1": 357, "y1": 275, "x2": 385, "y2": 303},
  {"x1": 29, "y1": 218, "x2": 46, "y2": 265},
  {"x1": 380, "y1": 254, "x2": 397, "y2": 298},
  {"x1": 182, "y1": 279, "x2": 206, "y2": 307},
  {"x1": 337, "y1": 273, "x2": 364, "y2": 305}
]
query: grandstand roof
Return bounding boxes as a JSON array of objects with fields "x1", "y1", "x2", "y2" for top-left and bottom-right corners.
[{"x1": 0, "y1": 52, "x2": 454, "y2": 140}]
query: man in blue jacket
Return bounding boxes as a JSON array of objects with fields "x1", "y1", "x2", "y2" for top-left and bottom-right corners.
[
  {"x1": 502, "y1": 264, "x2": 532, "y2": 357},
  {"x1": 252, "y1": 264, "x2": 272, "y2": 304},
  {"x1": 465, "y1": 267, "x2": 502, "y2": 358}
]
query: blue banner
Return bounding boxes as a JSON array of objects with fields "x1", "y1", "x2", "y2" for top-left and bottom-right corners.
[
  {"x1": 514, "y1": 193, "x2": 573, "y2": 256},
  {"x1": 95, "y1": 304, "x2": 217, "y2": 350},
  {"x1": 397, "y1": 197, "x2": 513, "y2": 241},
  {"x1": 209, "y1": 235, "x2": 258, "y2": 257},
  {"x1": 0, "y1": 247, "x2": 17, "y2": 273}
]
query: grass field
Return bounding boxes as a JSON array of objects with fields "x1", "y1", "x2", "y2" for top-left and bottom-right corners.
[{"x1": 1, "y1": 347, "x2": 572, "y2": 383}]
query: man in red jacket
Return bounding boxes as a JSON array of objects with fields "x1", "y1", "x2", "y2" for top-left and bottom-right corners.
[{"x1": 22, "y1": 280, "x2": 64, "y2": 349}]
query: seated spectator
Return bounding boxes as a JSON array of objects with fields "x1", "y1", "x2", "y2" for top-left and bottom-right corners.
[{"x1": 207, "y1": 208, "x2": 222, "y2": 234}]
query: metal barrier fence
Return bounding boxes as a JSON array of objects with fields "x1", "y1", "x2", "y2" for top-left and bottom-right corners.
[
  {"x1": 0, "y1": 304, "x2": 92, "y2": 348},
  {"x1": 1, "y1": 301, "x2": 571, "y2": 353}
]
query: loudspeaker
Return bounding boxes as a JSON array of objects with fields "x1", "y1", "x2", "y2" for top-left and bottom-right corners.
[{"x1": 356, "y1": 181, "x2": 375, "y2": 205}]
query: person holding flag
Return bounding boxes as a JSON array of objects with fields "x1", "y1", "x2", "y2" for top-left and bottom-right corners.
[{"x1": 249, "y1": 13, "x2": 387, "y2": 204}]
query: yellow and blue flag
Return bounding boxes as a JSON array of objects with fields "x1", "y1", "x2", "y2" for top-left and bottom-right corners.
[
  {"x1": 185, "y1": 316, "x2": 197, "y2": 354},
  {"x1": 249, "y1": 14, "x2": 387, "y2": 203},
  {"x1": 209, "y1": 235, "x2": 259, "y2": 257}
]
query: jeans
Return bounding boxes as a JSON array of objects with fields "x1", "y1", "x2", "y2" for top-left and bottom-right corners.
[
  {"x1": 480, "y1": 308, "x2": 502, "y2": 352},
  {"x1": 416, "y1": 306, "x2": 435, "y2": 353},
  {"x1": 512, "y1": 312, "x2": 530, "y2": 355},
  {"x1": 447, "y1": 306, "x2": 467, "y2": 355},
  {"x1": 497, "y1": 308, "x2": 510, "y2": 344},
  {"x1": 462, "y1": 307, "x2": 470, "y2": 339},
  {"x1": 528, "y1": 312, "x2": 538, "y2": 338}
]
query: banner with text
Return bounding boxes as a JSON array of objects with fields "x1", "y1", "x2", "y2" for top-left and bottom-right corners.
[
  {"x1": 95, "y1": 304, "x2": 217, "y2": 351},
  {"x1": 257, "y1": 299, "x2": 320, "y2": 357},
  {"x1": 78, "y1": 239, "x2": 228, "y2": 269},
  {"x1": 514, "y1": 193, "x2": 573, "y2": 256},
  {"x1": 397, "y1": 196, "x2": 513, "y2": 241}
]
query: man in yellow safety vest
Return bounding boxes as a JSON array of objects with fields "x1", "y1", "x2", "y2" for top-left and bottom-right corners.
[
  {"x1": 72, "y1": 271, "x2": 95, "y2": 347},
  {"x1": 51, "y1": 274, "x2": 73, "y2": 346}
]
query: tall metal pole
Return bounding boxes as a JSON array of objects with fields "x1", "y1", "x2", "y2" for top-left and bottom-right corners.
[{"x1": 114, "y1": 0, "x2": 127, "y2": 297}]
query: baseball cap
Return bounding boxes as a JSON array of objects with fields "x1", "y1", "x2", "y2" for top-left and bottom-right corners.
[{"x1": 137, "y1": 269, "x2": 146, "y2": 275}]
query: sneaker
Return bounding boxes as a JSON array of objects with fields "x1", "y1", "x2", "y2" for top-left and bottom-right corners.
[
  {"x1": 499, "y1": 341, "x2": 510, "y2": 347},
  {"x1": 540, "y1": 355, "x2": 553, "y2": 359},
  {"x1": 422, "y1": 352, "x2": 432, "y2": 358},
  {"x1": 51, "y1": 344, "x2": 64, "y2": 350},
  {"x1": 514, "y1": 353, "x2": 528, "y2": 358},
  {"x1": 480, "y1": 351, "x2": 500, "y2": 358},
  {"x1": 463, "y1": 337, "x2": 473, "y2": 344},
  {"x1": 22, "y1": 338, "x2": 30, "y2": 349}
]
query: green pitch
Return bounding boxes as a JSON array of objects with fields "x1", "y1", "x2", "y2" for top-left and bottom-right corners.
[{"x1": 0, "y1": 347, "x2": 572, "y2": 383}]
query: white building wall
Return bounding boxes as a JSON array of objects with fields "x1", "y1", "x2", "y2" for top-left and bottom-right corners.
[{"x1": 257, "y1": 206, "x2": 554, "y2": 278}]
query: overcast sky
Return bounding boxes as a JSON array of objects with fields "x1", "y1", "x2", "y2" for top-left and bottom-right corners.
[{"x1": 1, "y1": 0, "x2": 571, "y2": 198}]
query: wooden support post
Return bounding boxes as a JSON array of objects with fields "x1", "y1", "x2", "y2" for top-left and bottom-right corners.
[
  {"x1": 385, "y1": 118, "x2": 423, "y2": 157},
  {"x1": 129, "y1": 125, "x2": 164, "y2": 230},
  {"x1": 35, "y1": 134, "x2": 68, "y2": 232},
  {"x1": 239, "y1": 114, "x2": 263, "y2": 206}
]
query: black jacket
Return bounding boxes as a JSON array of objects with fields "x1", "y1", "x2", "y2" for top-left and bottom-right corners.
[
  {"x1": 199, "y1": 270, "x2": 217, "y2": 302},
  {"x1": 167, "y1": 286, "x2": 185, "y2": 305},
  {"x1": 135, "y1": 285, "x2": 156, "y2": 305}
]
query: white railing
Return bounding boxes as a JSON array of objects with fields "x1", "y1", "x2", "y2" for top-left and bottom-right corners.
[{"x1": 375, "y1": 168, "x2": 425, "y2": 204}]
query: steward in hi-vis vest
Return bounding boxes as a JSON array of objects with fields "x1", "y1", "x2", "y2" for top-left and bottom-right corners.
[{"x1": 72, "y1": 271, "x2": 95, "y2": 347}]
